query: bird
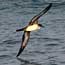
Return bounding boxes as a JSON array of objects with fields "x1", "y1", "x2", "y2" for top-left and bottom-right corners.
[{"x1": 16, "y1": 3, "x2": 52, "y2": 57}]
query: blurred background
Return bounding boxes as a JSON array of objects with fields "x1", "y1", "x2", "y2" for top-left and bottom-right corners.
[{"x1": 0, "y1": 0, "x2": 65, "y2": 65}]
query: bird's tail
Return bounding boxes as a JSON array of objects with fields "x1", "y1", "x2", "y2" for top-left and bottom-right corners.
[{"x1": 16, "y1": 28, "x2": 25, "y2": 32}]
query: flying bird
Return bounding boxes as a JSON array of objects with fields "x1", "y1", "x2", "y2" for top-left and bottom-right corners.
[{"x1": 16, "y1": 3, "x2": 52, "y2": 57}]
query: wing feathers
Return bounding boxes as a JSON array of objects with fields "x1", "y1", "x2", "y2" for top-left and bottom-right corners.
[
  {"x1": 29, "y1": 3, "x2": 52, "y2": 24},
  {"x1": 16, "y1": 31, "x2": 30, "y2": 57}
]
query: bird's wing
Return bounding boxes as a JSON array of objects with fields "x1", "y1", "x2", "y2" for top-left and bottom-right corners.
[
  {"x1": 29, "y1": 3, "x2": 52, "y2": 24},
  {"x1": 16, "y1": 31, "x2": 30, "y2": 57}
]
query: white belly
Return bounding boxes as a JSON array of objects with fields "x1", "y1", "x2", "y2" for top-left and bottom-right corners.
[{"x1": 26, "y1": 24, "x2": 40, "y2": 31}]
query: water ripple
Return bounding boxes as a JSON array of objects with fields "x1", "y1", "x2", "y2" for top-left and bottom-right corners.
[
  {"x1": 17, "y1": 58, "x2": 41, "y2": 65},
  {"x1": 31, "y1": 37, "x2": 61, "y2": 41},
  {"x1": 0, "y1": 7, "x2": 9, "y2": 10},
  {"x1": 45, "y1": 43, "x2": 59, "y2": 47},
  {"x1": 0, "y1": 0, "x2": 65, "y2": 65},
  {"x1": 0, "y1": 55, "x2": 11, "y2": 59}
]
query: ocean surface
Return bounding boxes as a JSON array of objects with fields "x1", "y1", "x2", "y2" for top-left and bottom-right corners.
[{"x1": 0, "y1": 0, "x2": 65, "y2": 65}]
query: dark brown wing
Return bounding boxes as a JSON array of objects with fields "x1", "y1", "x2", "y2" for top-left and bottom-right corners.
[
  {"x1": 16, "y1": 31, "x2": 30, "y2": 57},
  {"x1": 29, "y1": 3, "x2": 52, "y2": 25}
]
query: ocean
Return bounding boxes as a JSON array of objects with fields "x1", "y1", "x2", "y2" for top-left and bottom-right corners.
[{"x1": 0, "y1": 0, "x2": 65, "y2": 65}]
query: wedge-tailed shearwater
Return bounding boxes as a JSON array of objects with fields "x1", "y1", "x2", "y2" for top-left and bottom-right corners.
[{"x1": 16, "y1": 3, "x2": 52, "y2": 57}]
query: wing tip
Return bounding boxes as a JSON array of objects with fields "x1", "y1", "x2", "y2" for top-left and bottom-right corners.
[
  {"x1": 16, "y1": 55, "x2": 19, "y2": 57},
  {"x1": 49, "y1": 3, "x2": 52, "y2": 7},
  {"x1": 16, "y1": 47, "x2": 24, "y2": 57},
  {"x1": 50, "y1": 3, "x2": 52, "y2": 5},
  {"x1": 16, "y1": 52, "x2": 20, "y2": 57},
  {"x1": 48, "y1": 3, "x2": 52, "y2": 8}
]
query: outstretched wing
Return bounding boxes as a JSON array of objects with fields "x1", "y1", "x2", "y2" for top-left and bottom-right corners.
[
  {"x1": 16, "y1": 31, "x2": 30, "y2": 57},
  {"x1": 29, "y1": 3, "x2": 52, "y2": 24}
]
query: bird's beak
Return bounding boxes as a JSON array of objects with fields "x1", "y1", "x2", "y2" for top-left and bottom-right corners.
[{"x1": 39, "y1": 24, "x2": 45, "y2": 28}]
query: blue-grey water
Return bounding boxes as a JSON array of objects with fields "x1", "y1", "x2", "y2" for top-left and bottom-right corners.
[{"x1": 0, "y1": 0, "x2": 65, "y2": 65}]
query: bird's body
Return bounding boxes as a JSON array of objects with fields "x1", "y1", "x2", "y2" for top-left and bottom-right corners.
[
  {"x1": 16, "y1": 3, "x2": 52, "y2": 57},
  {"x1": 26, "y1": 24, "x2": 40, "y2": 31}
]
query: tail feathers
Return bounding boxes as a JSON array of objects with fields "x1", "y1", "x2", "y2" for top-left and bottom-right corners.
[
  {"x1": 16, "y1": 47, "x2": 24, "y2": 57},
  {"x1": 16, "y1": 28, "x2": 24, "y2": 32}
]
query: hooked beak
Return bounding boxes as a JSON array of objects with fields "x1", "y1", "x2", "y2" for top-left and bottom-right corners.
[{"x1": 38, "y1": 24, "x2": 45, "y2": 28}]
